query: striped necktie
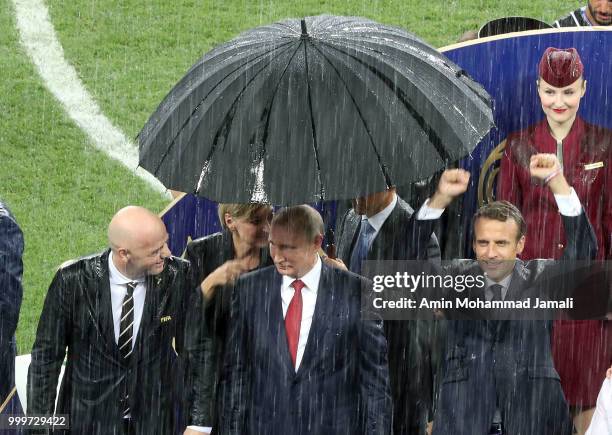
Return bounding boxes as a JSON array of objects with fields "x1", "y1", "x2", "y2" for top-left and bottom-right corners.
[
  {"x1": 118, "y1": 282, "x2": 137, "y2": 362},
  {"x1": 119, "y1": 281, "x2": 137, "y2": 418}
]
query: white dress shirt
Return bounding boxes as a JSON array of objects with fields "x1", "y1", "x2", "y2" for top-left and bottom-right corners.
[
  {"x1": 108, "y1": 252, "x2": 146, "y2": 349},
  {"x1": 361, "y1": 193, "x2": 398, "y2": 239},
  {"x1": 586, "y1": 377, "x2": 612, "y2": 435},
  {"x1": 280, "y1": 256, "x2": 322, "y2": 372}
]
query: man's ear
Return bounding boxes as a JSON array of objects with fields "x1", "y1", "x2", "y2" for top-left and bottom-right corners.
[
  {"x1": 314, "y1": 234, "x2": 323, "y2": 250},
  {"x1": 516, "y1": 235, "x2": 526, "y2": 255},
  {"x1": 116, "y1": 247, "x2": 129, "y2": 262}
]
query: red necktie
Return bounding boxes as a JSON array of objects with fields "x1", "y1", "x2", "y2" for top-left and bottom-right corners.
[{"x1": 285, "y1": 279, "x2": 304, "y2": 367}]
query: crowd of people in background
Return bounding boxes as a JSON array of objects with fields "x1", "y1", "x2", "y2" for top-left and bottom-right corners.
[{"x1": 1, "y1": 1, "x2": 611, "y2": 434}]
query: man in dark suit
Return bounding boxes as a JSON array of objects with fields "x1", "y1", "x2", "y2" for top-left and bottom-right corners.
[
  {"x1": 428, "y1": 154, "x2": 598, "y2": 435},
  {"x1": 219, "y1": 205, "x2": 391, "y2": 435},
  {"x1": 0, "y1": 201, "x2": 24, "y2": 408},
  {"x1": 336, "y1": 187, "x2": 440, "y2": 434},
  {"x1": 28, "y1": 206, "x2": 206, "y2": 434}
]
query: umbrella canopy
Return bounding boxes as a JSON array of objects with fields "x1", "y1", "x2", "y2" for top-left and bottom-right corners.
[
  {"x1": 478, "y1": 16, "x2": 552, "y2": 38},
  {"x1": 139, "y1": 15, "x2": 494, "y2": 205}
]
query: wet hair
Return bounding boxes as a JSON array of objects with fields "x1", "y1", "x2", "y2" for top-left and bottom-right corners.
[
  {"x1": 217, "y1": 203, "x2": 272, "y2": 229},
  {"x1": 472, "y1": 200, "x2": 527, "y2": 241},
  {"x1": 271, "y1": 205, "x2": 324, "y2": 241}
]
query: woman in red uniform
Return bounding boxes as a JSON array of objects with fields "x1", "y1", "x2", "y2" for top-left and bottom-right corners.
[{"x1": 498, "y1": 47, "x2": 611, "y2": 434}]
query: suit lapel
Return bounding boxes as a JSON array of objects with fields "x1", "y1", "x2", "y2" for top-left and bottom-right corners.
[
  {"x1": 369, "y1": 200, "x2": 402, "y2": 260},
  {"x1": 266, "y1": 271, "x2": 295, "y2": 375},
  {"x1": 295, "y1": 265, "x2": 332, "y2": 377},
  {"x1": 83, "y1": 251, "x2": 119, "y2": 355},
  {"x1": 340, "y1": 213, "x2": 361, "y2": 264},
  {"x1": 135, "y1": 271, "x2": 172, "y2": 351},
  {"x1": 504, "y1": 261, "x2": 528, "y2": 301}
]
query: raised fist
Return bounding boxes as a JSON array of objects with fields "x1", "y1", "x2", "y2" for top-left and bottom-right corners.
[
  {"x1": 429, "y1": 169, "x2": 470, "y2": 209},
  {"x1": 529, "y1": 154, "x2": 561, "y2": 181}
]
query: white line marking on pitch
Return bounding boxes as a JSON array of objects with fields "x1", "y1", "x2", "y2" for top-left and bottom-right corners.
[{"x1": 12, "y1": 0, "x2": 169, "y2": 196}]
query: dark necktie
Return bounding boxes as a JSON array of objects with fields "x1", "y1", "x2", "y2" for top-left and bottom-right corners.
[
  {"x1": 349, "y1": 219, "x2": 375, "y2": 274},
  {"x1": 489, "y1": 284, "x2": 503, "y2": 302},
  {"x1": 119, "y1": 282, "x2": 137, "y2": 418},
  {"x1": 118, "y1": 282, "x2": 137, "y2": 362},
  {"x1": 488, "y1": 283, "x2": 504, "y2": 324},
  {"x1": 285, "y1": 280, "x2": 304, "y2": 368}
]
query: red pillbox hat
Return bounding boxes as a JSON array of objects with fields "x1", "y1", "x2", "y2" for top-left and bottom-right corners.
[{"x1": 538, "y1": 47, "x2": 584, "y2": 87}]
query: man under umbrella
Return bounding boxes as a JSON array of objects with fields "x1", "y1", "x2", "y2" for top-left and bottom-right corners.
[{"x1": 336, "y1": 187, "x2": 440, "y2": 435}]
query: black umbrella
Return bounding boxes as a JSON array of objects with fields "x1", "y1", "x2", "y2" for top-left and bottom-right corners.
[
  {"x1": 139, "y1": 15, "x2": 494, "y2": 205},
  {"x1": 478, "y1": 16, "x2": 552, "y2": 38}
]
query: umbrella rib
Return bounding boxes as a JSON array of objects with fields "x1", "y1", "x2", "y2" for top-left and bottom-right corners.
[
  {"x1": 318, "y1": 41, "x2": 454, "y2": 163},
  {"x1": 302, "y1": 41, "x2": 325, "y2": 201},
  {"x1": 327, "y1": 39, "x2": 493, "y2": 152},
  {"x1": 150, "y1": 40, "x2": 296, "y2": 178},
  {"x1": 194, "y1": 41, "x2": 304, "y2": 196},
  {"x1": 254, "y1": 39, "x2": 305, "y2": 162},
  {"x1": 308, "y1": 41, "x2": 393, "y2": 186}
]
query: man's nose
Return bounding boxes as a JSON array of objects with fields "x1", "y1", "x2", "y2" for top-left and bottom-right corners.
[{"x1": 485, "y1": 245, "x2": 498, "y2": 258}]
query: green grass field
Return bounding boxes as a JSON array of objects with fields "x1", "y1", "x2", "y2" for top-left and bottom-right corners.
[{"x1": 3, "y1": 0, "x2": 580, "y2": 353}]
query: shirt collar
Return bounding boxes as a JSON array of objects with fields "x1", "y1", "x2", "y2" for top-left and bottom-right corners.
[
  {"x1": 281, "y1": 255, "x2": 322, "y2": 294},
  {"x1": 579, "y1": 6, "x2": 594, "y2": 25},
  {"x1": 485, "y1": 273, "x2": 513, "y2": 292},
  {"x1": 361, "y1": 192, "x2": 397, "y2": 232},
  {"x1": 108, "y1": 251, "x2": 145, "y2": 285}
]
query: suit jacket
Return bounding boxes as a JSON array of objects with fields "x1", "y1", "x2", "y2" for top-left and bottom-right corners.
[
  {"x1": 433, "y1": 211, "x2": 598, "y2": 435},
  {"x1": 219, "y1": 263, "x2": 392, "y2": 435},
  {"x1": 337, "y1": 196, "x2": 441, "y2": 434},
  {"x1": 184, "y1": 230, "x2": 272, "y2": 428},
  {"x1": 0, "y1": 202, "x2": 24, "y2": 403},
  {"x1": 336, "y1": 196, "x2": 440, "y2": 265},
  {"x1": 27, "y1": 250, "x2": 204, "y2": 434}
]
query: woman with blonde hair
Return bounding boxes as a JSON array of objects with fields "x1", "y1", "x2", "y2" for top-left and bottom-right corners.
[{"x1": 184, "y1": 203, "x2": 273, "y2": 434}]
